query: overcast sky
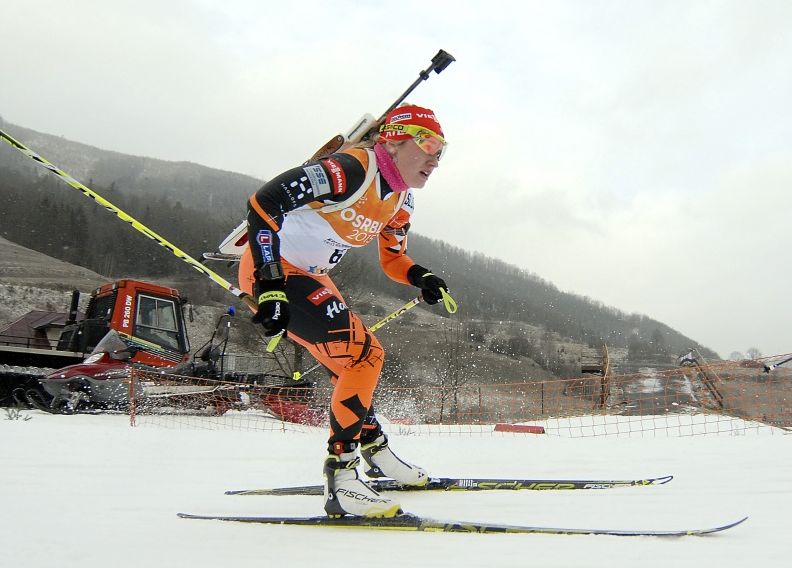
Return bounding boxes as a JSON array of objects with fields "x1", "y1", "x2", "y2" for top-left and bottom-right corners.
[{"x1": 2, "y1": 0, "x2": 791, "y2": 359}]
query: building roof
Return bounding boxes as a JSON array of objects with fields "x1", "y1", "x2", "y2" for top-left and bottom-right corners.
[{"x1": 0, "y1": 311, "x2": 82, "y2": 348}]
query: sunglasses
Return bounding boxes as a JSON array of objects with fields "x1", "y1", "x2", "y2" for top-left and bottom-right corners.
[{"x1": 380, "y1": 123, "x2": 448, "y2": 160}]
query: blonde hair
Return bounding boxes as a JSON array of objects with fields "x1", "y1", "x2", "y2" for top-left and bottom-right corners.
[
  {"x1": 352, "y1": 101, "x2": 417, "y2": 150},
  {"x1": 351, "y1": 138, "x2": 377, "y2": 150}
]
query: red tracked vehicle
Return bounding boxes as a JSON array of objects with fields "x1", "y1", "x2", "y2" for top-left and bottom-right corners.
[{"x1": 0, "y1": 280, "x2": 193, "y2": 411}]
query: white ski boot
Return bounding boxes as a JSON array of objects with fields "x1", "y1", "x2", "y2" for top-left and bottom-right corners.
[
  {"x1": 361, "y1": 434, "x2": 429, "y2": 486},
  {"x1": 323, "y1": 452, "x2": 402, "y2": 518}
]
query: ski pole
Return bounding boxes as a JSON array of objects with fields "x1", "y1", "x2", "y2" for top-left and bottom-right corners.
[
  {"x1": 307, "y1": 49, "x2": 455, "y2": 162},
  {"x1": 763, "y1": 354, "x2": 792, "y2": 373},
  {"x1": 370, "y1": 296, "x2": 423, "y2": 333},
  {"x1": 290, "y1": 296, "x2": 423, "y2": 381},
  {"x1": 267, "y1": 275, "x2": 457, "y2": 354},
  {"x1": 291, "y1": 288, "x2": 457, "y2": 381},
  {"x1": 0, "y1": 128, "x2": 259, "y2": 312}
]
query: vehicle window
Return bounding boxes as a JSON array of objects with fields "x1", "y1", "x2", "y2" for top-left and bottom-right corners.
[
  {"x1": 134, "y1": 295, "x2": 180, "y2": 351},
  {"x1": 89, "y1": 293, "x2": 116, "y2": 321}
]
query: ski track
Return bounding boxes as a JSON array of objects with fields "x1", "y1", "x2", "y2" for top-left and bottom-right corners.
[{"x1": 0, "y1": 411, "x2": 787, "y2": 568}]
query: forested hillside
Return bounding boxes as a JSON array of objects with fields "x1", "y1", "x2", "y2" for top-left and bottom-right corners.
[
  {"x1": 0, "y1": 122, "x2": 260, "y2": 219},
  {"x1": 0, "y1": 121, "x2": 719, "y2": 363},
  {"x1": 344, "y1": 234, "x2": 715, "y2": 361}
]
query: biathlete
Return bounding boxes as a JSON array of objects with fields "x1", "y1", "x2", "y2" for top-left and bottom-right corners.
[{"x1": 240, "y1": 105, "x2": 453, "y2": 517}]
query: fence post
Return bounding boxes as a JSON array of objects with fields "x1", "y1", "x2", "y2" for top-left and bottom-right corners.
[{"x1": 129, "y1": 369, "x2": 136, "y2": 427}]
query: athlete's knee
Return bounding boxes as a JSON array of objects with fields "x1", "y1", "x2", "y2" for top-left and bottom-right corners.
[{"x1": 345, "y1": 330, "x2": 384, "y2": 371}]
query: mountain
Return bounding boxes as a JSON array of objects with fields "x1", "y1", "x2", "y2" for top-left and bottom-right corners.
[
  {"x1": 0, "y1": 235, "x2": 563, "y2": 390},
  {"x1": 0, "y1": 234, "x2": 108, "y2": 289},
  {"x1": 0, "y1": 121, "x2": 720, "y2": 369},
  {"x1": 0, "y1": 122, "x2": 262, "y2": 219}
]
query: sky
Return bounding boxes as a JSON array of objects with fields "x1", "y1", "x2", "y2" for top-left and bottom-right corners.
[
  {"x1": 1, "y1": 412, "x2": 788, "y2": 568},
  {"x1": 1, "y1": 0, "x2": 791, "y2": 359}
]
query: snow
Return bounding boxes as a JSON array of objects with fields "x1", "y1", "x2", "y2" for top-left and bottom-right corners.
[{"x1": 1, "y1": 411, "x2": 788, "y2": 568}]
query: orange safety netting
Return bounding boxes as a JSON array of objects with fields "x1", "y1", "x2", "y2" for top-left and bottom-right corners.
[{"x1": 128, "y1": 353, "x2": 792, "y2": 437}]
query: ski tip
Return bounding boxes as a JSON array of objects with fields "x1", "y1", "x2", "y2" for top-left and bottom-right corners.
[
  {"x1": 723, "y1": 516, "x2": 749, "y2": 530},
  {"x1": 690, "y1": 516, "x2": 748, "y2": 535},
  {"x1": 655, "y1": 475, "x2": 674, "y2": 485}
]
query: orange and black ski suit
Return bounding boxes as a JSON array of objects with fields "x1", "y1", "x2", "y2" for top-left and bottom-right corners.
[{"x1": 240, "y1": 147, "x2": 422, "y2": 445}]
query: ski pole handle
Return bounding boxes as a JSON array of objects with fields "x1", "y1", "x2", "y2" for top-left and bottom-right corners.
[
  {"x1": 440, "y1": 288, "x2": 458, "y2": 314},
  {"x1": 266, "y1": 331, "x2": 284, "y2": 353}
]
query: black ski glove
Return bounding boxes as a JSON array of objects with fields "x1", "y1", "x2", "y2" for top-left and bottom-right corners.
[
  {"x1": 251, "y1": 265, "x2": 290, "y2": 337},
  {"x1": 407, "y1": 264, "x2": 449, "y2": 306}
]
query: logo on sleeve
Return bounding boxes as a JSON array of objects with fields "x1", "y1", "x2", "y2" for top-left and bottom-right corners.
[
  {"x1": 256, "y1": 230, "x2": 275, "y2": 262},
  {"x1": 321, "y1": 158, "x2": 346, "y2": 195},
  {"x1": 303, "y1": 165, "x2": 332, "y2": 197}
]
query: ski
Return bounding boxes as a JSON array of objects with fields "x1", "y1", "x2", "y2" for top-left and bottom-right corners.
[
  {"x1": 177, "y1": 512, "x2": 747, "y2": 536},
  {"x1": 225, "y1": 474, "x2": 673, "y2": 496}
]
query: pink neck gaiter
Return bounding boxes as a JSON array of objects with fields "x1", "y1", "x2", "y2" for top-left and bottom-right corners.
[{"x1": 373, "y1": 143, "x2": 409, "y2": 193}]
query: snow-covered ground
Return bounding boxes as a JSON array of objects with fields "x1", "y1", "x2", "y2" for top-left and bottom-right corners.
[{"x1": 1, "y1": 410, "x2": 788, "y2": 568}]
